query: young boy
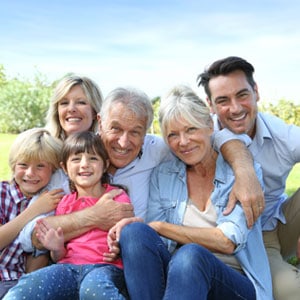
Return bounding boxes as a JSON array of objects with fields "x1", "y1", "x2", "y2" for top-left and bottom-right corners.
[{"x1": 0, "y1": 128, "x2": 64, "y2": 298}]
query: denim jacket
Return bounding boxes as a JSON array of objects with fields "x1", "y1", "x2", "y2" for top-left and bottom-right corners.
[{"x1": 146, "y1": 155, "x2": 273, "y2": 300}]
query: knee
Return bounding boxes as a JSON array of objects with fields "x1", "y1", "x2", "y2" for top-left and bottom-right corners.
[
  {"x1": 171, "y1": 244, "x2": 210, "y2": 272},
  {"x1": 119, "y1": 222, "x2": 148, "y2": 252},
  {"x1": 120, "y1": 222, "x2": 146, "y2": 241}
]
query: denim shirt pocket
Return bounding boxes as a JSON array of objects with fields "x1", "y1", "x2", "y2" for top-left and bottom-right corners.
[
  {"x1": 211, "y1": 180, "x2": 230, "y2": 214},
  {"x1": 160, "y1": 197, "x2": 178, "y2": 222}
]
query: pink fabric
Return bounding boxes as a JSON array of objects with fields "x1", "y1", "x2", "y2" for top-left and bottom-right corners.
[{"x1": 55, "y1": 184, "x2": 130, "y2": 268}]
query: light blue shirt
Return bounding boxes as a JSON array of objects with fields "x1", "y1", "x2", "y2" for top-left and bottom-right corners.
[
  {"x1": 109, "y1": 134, "x2": 172, "y2": 219},
  {"x1": 146, "y1": 155, "x2": 272, "y2": 300},
  {"x1": 213, "y1": 112, "x2": 300, "y2": 230}
]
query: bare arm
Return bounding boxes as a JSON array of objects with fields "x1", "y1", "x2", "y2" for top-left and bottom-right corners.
[
  {"x1": 149, "y1": 221, "x2": 235, "y2": 254},
  {"x1": 25, "y1": 253, "x2": 49, "y2": 273},
  {"x1": 0, "y1": 189, "x2": 63, "y2": 250},
  {"x1": 220, "y1": 140, "x2": 264, "y2": 228},
  {"x1": 32, "y1": 189, "x2": 134, "y2": 249}
]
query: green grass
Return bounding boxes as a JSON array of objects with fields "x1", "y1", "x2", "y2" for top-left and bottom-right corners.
[
  {"x1": 0, "y1": 133, "x2": 299, "y2": 195},
  {"x1": 286, "y1": 163, "x2": 300, "y2": 196}
]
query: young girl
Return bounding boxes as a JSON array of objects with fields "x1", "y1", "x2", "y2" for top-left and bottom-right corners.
[
  {"x1": 4, "y1": 131, "x2": 130, "y2": 300},
  {"x1": 0, "y1": 128, "x2": 64, "y2": 298}
]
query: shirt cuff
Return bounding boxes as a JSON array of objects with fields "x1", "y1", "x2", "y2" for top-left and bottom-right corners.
[{"x1": 218, "y1": 221, "x2": 246, "y2": 253}]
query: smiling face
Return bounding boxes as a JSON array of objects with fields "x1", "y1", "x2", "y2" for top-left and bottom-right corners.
[
  {"x1": 208, "y1": 70, "x2": 259, "y2": 138},
  {"x1": 166, "y1": 117, "x2": 213, "y2": 166},
  {"x1": 14, "y1": 161, "x2": 53, "y2": 198},
  {"x1": 58, "y1": 85, "x2": 95, "y2": 137},
  {"x1": 65, "y1": 151, "x2": 106, "y2": 197},
  {"x1": 98, "y1": 102, "x2": 147, "y2": 174}
]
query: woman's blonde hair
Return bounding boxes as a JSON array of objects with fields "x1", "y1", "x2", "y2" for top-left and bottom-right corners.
[
  {"x1": 9, "y1": 128, "x2": 63, "y2": 176},
  {"x1": 46, "y1": 74, "x2": 103, "y2": 140}
]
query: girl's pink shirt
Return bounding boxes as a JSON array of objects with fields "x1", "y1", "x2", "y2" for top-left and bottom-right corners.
[{"x1": 55, "y1": 184, "x2": 130, "y2": 268}]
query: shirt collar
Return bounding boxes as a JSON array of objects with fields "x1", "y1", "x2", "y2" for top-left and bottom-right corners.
[{"x1": 255, "y1": 112, "x2": 272, "y2": 144}]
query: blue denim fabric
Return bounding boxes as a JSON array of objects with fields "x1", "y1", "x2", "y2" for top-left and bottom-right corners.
[
  {"x1": 165, "y1": 244, "x2": 255, "y2": 300},
  {"x1": 120, "y1": 222, "x2": 256, "y2": 300},
  {"x1": 120, "y1": 222, "x2": 171, "y2": 299},
  {"x1": 0, "y1": 280, "x2": 18, "y2": 299},
  {"x1": 3, "y1": 264, "x2": 127, "y2": 300}
]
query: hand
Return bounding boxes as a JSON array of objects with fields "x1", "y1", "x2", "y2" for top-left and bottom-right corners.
[
  {"x1": 31, "y1": 189, "x2": 64, "y2": 215},
  {"x1": 148, "y1": 221, "x2": 162, "y2": 233},
  {"x1": 35, "y1": 219, "x2": 64, "y2": 252},
  {"x1": 224, "y1": 171, "x2": 264, "y2": 228},
  {"x1": 104, "y1": 217, "x2": 143, "y2": 262},
  {"x1": 92, "y1": 189, "x2": 134, "y2": 231},
  {"x1": 107, "y1": 217, "x2": 143, "y2": 247},
  {"x1": 103, "y1": 240, "x2": 120, "y2": 262},
  {"x1": 219, "y1": 139, "x2": 264, "y2": 229}
]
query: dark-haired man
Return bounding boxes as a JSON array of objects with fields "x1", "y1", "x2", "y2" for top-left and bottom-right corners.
[{"x1": 198, "y1": 56, "x2": 300, "y2": 300}]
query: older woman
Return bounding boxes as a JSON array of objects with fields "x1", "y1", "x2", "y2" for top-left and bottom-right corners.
[
  {"x1": 110, "y1": 85, "x2": 272, "y2": 300},
  {"x1": 46, "y1": 74, "x2": 103, "y2": 140}
]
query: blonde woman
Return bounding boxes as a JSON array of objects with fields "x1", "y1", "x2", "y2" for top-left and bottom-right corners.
[{"x1": 46, "y1": 74, "x2": 103, "y2": 140}]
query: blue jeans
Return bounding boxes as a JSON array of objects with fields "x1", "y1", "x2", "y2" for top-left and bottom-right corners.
[
  {"x1": 3, "y1": 263, "x2": 128, "y2": 300},
  {"x1": 0, "y1": 280, "x2": 18, "y2": 299},
  {"x1": 119, "y1": 222, "x2": 256, "y2": 300}
]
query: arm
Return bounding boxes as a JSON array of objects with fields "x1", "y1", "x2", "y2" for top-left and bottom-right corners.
[
  {"x1": 0, "y1": 189, "x2": 63, "y2": 250},
  {"x1": 32, "y1": 189, "x2": 134, "y2": 249},
  {"x1": 218, "y1": 138, "x2": 264, "y2": 228},
  {"x1": 149, "y1": 221, "x2": 235, "y2": 254},
  {"x1": 213, "y1": 129, "x2": 265, "y2": 228},
  {"x1": 25, "y1": 253, "x2": 49, "y2": 273}
]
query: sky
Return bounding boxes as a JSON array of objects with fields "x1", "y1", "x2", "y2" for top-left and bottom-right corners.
[{"x1": 1, "y1": 0, "x2": 300, "y2": 104}]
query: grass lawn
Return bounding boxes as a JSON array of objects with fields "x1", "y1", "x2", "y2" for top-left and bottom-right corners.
[
  {"x1": 0, "y1": 133, "x2": 299, "y2": 195},
  {"x1": 286, "y1": 163, "x2": 300, "y2": 196}
]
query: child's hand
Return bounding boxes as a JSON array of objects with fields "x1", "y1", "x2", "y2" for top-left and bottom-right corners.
[
  {"x1": 104, "y1": 217, "x2": 143, "y2": 262},
  {"x1": 107, "y1": 217, "x2": 143, "y2": 247},
  {"x1": 32, "y1": 189, "x2": 64, "y2": 214},
  {"x1": 103, "y1": 240, "x2": 120, "y2": 262},
  {"x1": 35, "y1": 219, "x2": 64, "y2": 252}
]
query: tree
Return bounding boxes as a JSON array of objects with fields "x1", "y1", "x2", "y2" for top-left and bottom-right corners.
[
  {"x1": 260, "y1": 99, "x2": 300, "y2": 126},
  {"x1": 150, "y1": 96, "x2": 161, "y2": 135},
  {"x1": 0, "y1": 71, "x2": 52, "y2": 133}
]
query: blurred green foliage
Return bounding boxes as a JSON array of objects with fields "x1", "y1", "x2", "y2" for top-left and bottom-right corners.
[
  {"x1": 0, "y1": 65, "x2": 55, "y2": 133},
  {"x1": 0, "y1": 64, "x2": 299, "y2": 134}
]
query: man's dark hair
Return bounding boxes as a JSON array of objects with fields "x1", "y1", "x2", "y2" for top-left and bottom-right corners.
[{"x1": 197, "y1": 56, "x2": 256, "y2": 99}]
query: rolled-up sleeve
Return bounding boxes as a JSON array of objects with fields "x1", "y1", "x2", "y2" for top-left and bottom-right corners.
[{"x1": 217, "y1": 220, "x2": 247, "y2": 253}]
